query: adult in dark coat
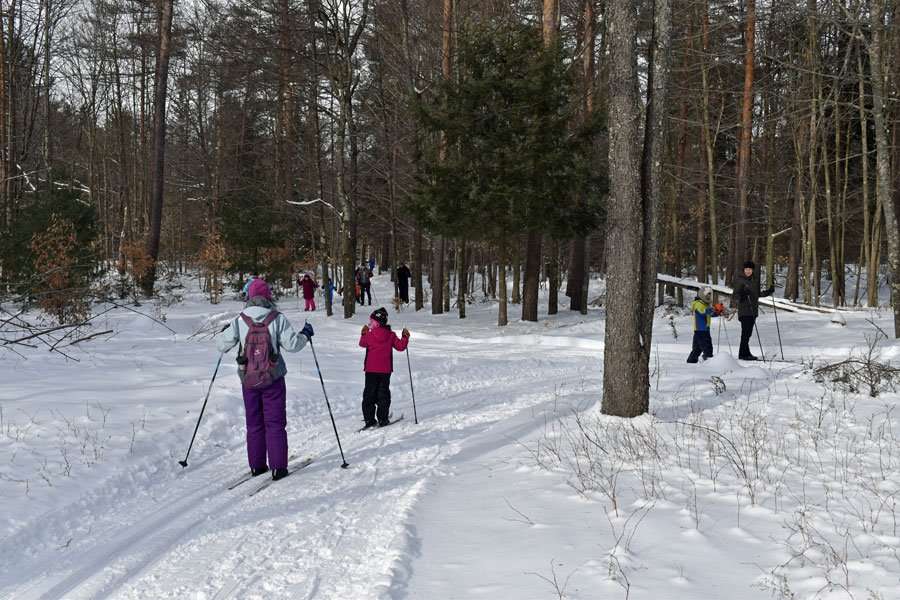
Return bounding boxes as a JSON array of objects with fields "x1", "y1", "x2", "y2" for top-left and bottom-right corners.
[
  {"x1": 356, "y1": 264, "x2": 372, "y2": 306},
  {"x1": 732, "y1": 260, "x2": 774, "y2": 360},
  {"x1": 396, "y1": 263, "x2": 412, "y2": 304}
]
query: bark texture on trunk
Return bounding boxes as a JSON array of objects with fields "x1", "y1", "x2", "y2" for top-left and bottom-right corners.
[
  {"x1": 734, "y1": 0, "x2": 755, "y2": 272},
  {"x1": 521, "y1": 232, "x2": 541, "y2": 322},
  {"x1": 868, "y1": 0, "x2": 900, "y2": 335},
  {"x1": 141, "y1": 0, "x2": 175, "y2": 296},
  {"x1": 602, "y1": 0, "x2": 671, "y2": 418}
]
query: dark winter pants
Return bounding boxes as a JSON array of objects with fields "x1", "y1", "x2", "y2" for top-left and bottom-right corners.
[
  {"x1": 242, "y1": 377, "x2": 288, "y2": 470},
  {"x1": 398, "y1": 282, "x2": 409, "y2": 303},
  {"x1": 362, "y1": 372, "x2": 392, "y2": 426},
  {"x1": 359, "y1": 283, "x2": 372, "y2": 306},
  {"x1": 739, "y1": 316, "x2": 757, "y2": 358},
  {"x1": 687, "y1": 331, "x2": 713, "y2": 363}
]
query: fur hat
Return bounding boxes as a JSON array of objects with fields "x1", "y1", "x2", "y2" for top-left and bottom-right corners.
[{"x1": 743, "y1": 260, "x2": 756, "y2": 270}]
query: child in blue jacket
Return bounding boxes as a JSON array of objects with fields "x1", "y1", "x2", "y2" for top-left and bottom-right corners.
[{"x1": 687, "y1": 286, "x2": 723, "y2": 363}]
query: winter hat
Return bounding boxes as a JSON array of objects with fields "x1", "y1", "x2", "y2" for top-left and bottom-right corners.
[
  {"x1": 247, "y1": 278, "x2": 273, "y2": 300},
  {"x1": 743, "y1": 260, "x2": 756, "y2": 270},
  {"x1": 370, "y1": 307, "x2": 389, "y2": 327},
  {"x1": 699, "y1": 286, "x2": 713, "y2": 302}
]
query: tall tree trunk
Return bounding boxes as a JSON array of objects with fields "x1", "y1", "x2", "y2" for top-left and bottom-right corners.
[
  {"x1": 414, "y1": 227, "x2": 424, "y2": 311},
  {"x1": 638, "y1": 0, "x2": 672, "y2": 405},
  {"x1": 858, "y1": 38, "x2": 876, "y2": 307},
  {"x1": 0, "y1": 9, "x2": 8, "y2": 238},
  {"x1": 699, "y1": 0, "x2": 718, "y2": 284},
  {"x1": 432, "y1": 237, "x2": 444, "y2": 314},
  {"x1": 603, "y1": 0, "x2": 670, "y2": 418},
  {"x1": 443, "y1": 240, "x2": 451, "y2": 313},
  {"x1": 275, "y1": 0, "x2": 294, "y2": 207},
  {"x1": 568, "y1": 0, "x2": 594, "y2": 314},
  {"x1": 603, "y1": 0, "x2": 645, "y2": 416},
  {"x1": 522, "y1": 233, "x2": 541, "y2": 321},
  {"x1": 868, "y1": 0, "x2": 900, "y2": 335},
  {"x1": 787, "y1": 133, "x2": 804, "y2": 301},
  {"x1": 512, "y1": 241, "x2": 521, "y2": 304},
  {"x1": 141, "y1": 0, "x2": 175, "y2": 296},
  {"x1": 457, "y1": 239, "x2": 467, "y2": 318},
  {"x1": 520, "y1": 0, "x2": 559, "y2": 322},
  {"x1": 337, "y1": 97, "x2": 356, "y2": 319},
  {"x1": 548, "y1": 239, "x2": 559, "y2": 315},
  {"x1": 431, "y1": 0, "x2": 454, "y2": 315},
  {"x1": 41, "y1": 0, "x2": 52, "y2": 190},
  {"x1": 734, "y1": 0, "x2": 756, "y2": 272},
  {"x1": 498, "y1": 241, "x2": 508, "y2": 326}
]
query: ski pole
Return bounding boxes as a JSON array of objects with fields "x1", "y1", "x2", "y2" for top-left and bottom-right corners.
[
  {"x1": 307, "y1": 336, "x2": 350, "y2": 469},
  {"x1": 771, "y1": 296, "x2": 785, "y2": 361},
  {"x1": 723, "y1": 314, "x2": 733, "y2": 353},
  {"x1": 717, "y1": 316, "x2": 723, "y2": 354},
  {"x1": 179, "y1": 353, "x2": 223, "y2": 468},
  {"x1": 754, "y1": 319, "x2": 766, "y2": 361},
  {"x1": 406, "y1": 348, "x2": 418, "y2": 424}
]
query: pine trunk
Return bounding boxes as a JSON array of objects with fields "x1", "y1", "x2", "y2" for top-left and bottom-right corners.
[{"x1": 141, "y1": 0, "x2": 175, "y2": 296}]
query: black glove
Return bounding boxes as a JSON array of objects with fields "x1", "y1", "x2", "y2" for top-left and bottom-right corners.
[
  {"x1": 301, "y1": 323, "x2": 314, "y2": 340},
  {"x1": 764, "y1": 287, "x2": 775, "y2": 296}
]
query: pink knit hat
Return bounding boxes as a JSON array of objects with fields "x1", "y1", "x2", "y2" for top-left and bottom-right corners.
[{"x1": 247, "y1": 278, "x2": 273, "y2": 300}]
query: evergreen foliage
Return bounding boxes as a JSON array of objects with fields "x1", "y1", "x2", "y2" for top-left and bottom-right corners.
[
  {"x1": 0, "y1": 190, "x2": 100, "y2": 303},
  {"x1": 414, "y1": 23, "x2": 604, "y2": 244}
]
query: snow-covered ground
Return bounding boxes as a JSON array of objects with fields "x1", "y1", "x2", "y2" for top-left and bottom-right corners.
[{"x1": 2, "y1": 275, "x2": 899, "y2": 599}]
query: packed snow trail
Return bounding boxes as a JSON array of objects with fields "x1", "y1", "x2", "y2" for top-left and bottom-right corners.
[
  {"x1": 0, "y1": 284, "x2": 599, "y2": 600},
  {"x1": 3, "y1": 276, "x2": 899, "y2": 599}
]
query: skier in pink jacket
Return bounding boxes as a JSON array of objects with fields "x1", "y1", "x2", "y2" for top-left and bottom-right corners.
[{"x1": 359, "y1": 307, "x2": 410, "y2": 428}]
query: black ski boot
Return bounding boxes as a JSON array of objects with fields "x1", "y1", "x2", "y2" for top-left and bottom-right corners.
[
  {"x1": 272, "y1": 468, "x2": 289, "y2": 481},
  {"x1": 251, "y1": 466, "x2": 269, "y2": 477}
]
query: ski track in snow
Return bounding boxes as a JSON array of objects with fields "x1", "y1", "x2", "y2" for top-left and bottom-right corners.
[
  {"x1": 0, "y1": 295, "x2": 587, "y2": 600},
  {"x1": 4, "y1": 276, "x2": 900, "y2": 599}
]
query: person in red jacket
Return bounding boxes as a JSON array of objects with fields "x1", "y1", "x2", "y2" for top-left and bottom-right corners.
[
  {"x1": 298, "y1": 272, "x2": 318, "y2": 311},
  {"x1": 359, "y1": 307, "x2": 410, "y2": 428}
]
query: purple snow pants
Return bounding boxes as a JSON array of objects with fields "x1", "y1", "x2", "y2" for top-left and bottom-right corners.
[{"x1": 242, "y1": 377, "x2": 288, "y2": 470}]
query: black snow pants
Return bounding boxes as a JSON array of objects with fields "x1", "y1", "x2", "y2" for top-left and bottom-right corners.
[
  {"x1": 739, "y1": 316, "x2": 757, "y2": 359},
  {"x1": 687, "y1": 331, "x2": 714, "y2": 363},
  {"x1": 359, "y1": 283, "x2": 372, "y2": 306},
  {"x1": 362, "y1": 372, "x2": 392, "y2": 426}
]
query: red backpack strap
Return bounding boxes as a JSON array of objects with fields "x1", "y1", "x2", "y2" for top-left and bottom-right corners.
[
  {"x1": 240, "y1": 313, "x2": 255, "y2": 327},
  {"x1": 263, "y1": 311, "x2": 280, "y2": 351}
]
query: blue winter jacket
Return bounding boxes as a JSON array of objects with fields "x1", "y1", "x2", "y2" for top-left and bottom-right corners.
[{"x1": 691, "y1": 299, "x2": 716, "y2": 332}]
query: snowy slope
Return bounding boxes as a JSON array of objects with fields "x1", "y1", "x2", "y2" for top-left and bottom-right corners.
[{"x1": 2, "y1": 276, "x2": 899, "y2": 599}]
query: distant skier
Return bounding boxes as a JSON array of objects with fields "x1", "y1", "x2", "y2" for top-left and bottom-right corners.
[
  {"x1": 369, "y1": 256, "x2": 376, "y2": 273},
  {"x1": 298, "y1": 272, "x2": 319, "y2": 312},
  {"x1": 241, "y1": 273, "x2": 258, "y2": 300},
  {"x1": 217, "y1": 279, "x2": 314, "y2": 480},
  {"x1": 324, "y1": 279, "x2": 335, "y2": 307},
  {"x1": 396, "y1": 262, "x2": 412, "y2": 304},
  {"x1": 356, "y1": 264, "x2": 373, "y2": 306},
  {"x1": 733, "y1": 260, "x2": 774, "y2": 361},
  {"x1": 687, "y1": 286, "x2": 724, "y2": 363},
  {"x1": 358, "y1": 307, "x2": 410, "y2": 428}
]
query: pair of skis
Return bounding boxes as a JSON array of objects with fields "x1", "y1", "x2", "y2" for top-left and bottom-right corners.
[
  {"x1": 219, "y1": 413, "x2": 406, "y2": 496},
  {"x1": 357, "y1": 414, "x2": 404, "y2": 433},
  {"x1": 224, "y1": 455, "x2": 315, "y2": 497}
]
